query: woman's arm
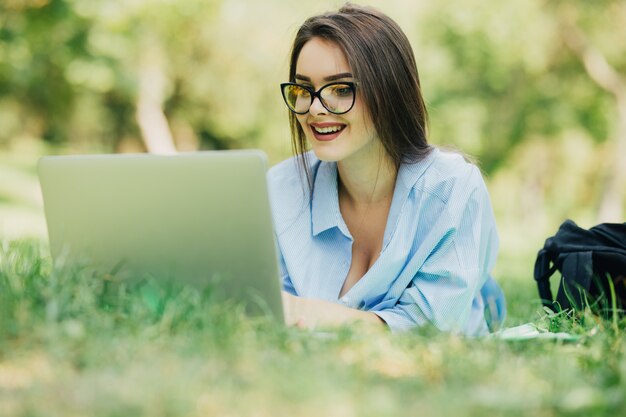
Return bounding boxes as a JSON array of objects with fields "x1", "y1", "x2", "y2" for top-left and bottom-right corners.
[
  {"x1": 281, "y1": 291, "x2": 385, "y2": 329},
  {"x1": 373, "y1": 166, "x2": 502, "y2": 334}
]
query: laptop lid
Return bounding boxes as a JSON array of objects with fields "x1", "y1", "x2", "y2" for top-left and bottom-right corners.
[{"x1": 38, "y1": 150, "x2": 284, "y2": 320}]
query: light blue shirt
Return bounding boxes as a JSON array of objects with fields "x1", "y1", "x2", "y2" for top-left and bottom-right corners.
[{"x1": 267, "y1": 148, "x2": 506, "y2": 335}]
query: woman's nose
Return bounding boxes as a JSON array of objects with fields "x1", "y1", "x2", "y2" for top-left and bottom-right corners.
[{"x1": 309, "y1": 96, "x2": 327, "y2": 115}]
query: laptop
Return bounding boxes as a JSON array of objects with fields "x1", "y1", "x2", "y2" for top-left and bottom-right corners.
[{"x1": 38, "y1": 150, "x2": 284, "y2": 320}]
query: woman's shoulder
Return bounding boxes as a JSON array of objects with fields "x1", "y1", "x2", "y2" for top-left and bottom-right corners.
[
  {"x1": 429, "y1": 147, "x2": 478, "y2": 177},
  {"x1": 267, "y1": 153, "x2": 321, "y2": 233},
  {"x1": 411, "y1": 147, "x2": 486, "y2": 203},
  {"x1": 267, "y1": 152, "x2": 320, "y2": 190}
]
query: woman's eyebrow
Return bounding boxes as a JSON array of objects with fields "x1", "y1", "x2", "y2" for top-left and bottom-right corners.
[{"x1": 295, "y1": 72, "x2": 354, "y2": 82}]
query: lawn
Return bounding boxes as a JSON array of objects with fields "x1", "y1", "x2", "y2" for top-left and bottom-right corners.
[
  {"x1": 0, "y1": 149, "x2": 624, "y2": 416},
  {"x1": 0, "y1": 239, "x2": 624, "y2": 417}
]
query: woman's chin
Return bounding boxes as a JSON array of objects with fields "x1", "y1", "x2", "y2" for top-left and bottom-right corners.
[{"x1": 310, "y1": 147, "x2": 342, "y2": 162}]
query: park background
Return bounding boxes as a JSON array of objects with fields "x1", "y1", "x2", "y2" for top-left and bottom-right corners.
[
  {"x1": 0, "y1": 0, "x2": 625, "y2": 416},
  {"x1": 2, "y1": 0, "x2": 625, "y2": 265}
]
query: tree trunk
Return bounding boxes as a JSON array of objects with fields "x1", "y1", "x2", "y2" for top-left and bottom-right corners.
[
  {"x1": 597, "y1": 97, "x2": 626, "y2": 222},
  {"x1": 558, "y1": 13, "x2": 626, "y2": 222},
  {"x1": 135, "y1": 40, "x2": 177, "y2": 155}
]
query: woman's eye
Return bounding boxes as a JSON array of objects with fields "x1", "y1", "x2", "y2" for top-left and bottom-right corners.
[{"x1": 332, "y1": 86, "x2": 351, "y2": 96}]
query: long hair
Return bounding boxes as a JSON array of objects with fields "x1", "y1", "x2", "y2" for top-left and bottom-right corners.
[{"x1": 287, "y1": 3, "x2": 431, "y2": 192}]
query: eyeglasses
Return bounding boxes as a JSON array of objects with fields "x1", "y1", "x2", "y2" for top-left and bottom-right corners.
[{"x1": 280, "y1": 82, "x2": 357, "y2": 115}]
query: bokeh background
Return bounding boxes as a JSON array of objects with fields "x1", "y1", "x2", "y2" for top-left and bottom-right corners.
[{"x1": 1, "y1": 0, "x2": 625, "y2": 294}]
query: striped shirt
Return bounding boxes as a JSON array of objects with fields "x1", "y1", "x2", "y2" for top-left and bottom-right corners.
[{"x1": 267, "y1": 148, "x2": 506, "y2": 335}]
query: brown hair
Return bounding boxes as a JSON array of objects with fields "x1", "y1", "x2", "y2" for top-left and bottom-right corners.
[{"x1": 287, "y1": 3, "x2": 431, "y2": 191}]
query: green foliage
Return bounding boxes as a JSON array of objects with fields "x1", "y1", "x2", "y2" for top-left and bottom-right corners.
[
  {"x1": 1, "y1": 240, "x2": 626, "y2": 416},
  {"x1": 416, "y1": 0, "x2": 623, "y2": 173},
  {"x1": 2, "y1": 0, "x2": 624, "y2": 239},
  {"x1": 1, "y1": 0, "x2": 623, "y2": 159},
  {"x1": 0, "y1": 0, "x2": 291, "y2": 153},
  {"x1": 1, "y1": 3, "x2": 624, "y2": 413}
]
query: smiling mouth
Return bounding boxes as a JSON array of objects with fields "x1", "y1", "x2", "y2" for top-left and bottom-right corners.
[{"x1": 311, "y1": 124, "x2": 346, "y2": 135}]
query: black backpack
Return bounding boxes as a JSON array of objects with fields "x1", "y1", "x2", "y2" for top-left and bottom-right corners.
[{"x1": 534, "y1": 220, "x2": 626, "y2": 313}]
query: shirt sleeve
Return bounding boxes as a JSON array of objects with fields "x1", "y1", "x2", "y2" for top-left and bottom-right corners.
[
  {"x1": 373, "y1": 166, "x2": 499, "y2": 334},
  {"x1": 278, "y1": 245, "x2": 297, "y2": 296}
]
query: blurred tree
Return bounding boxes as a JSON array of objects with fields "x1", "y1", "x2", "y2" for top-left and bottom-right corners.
[
  {"x1": 0, "y1": 0, "x2": 91, "y2": 145},
  {"x1": 413, "y1": 0, "x2": 625, "y2": 222},
  {"x1": 553, "y1": 1, "x2": 626, "y2": 222},
  {"x1": 0, "y1": 0, "x2": 624, "y2": 224},
  {"x1": 416, "y1": 1, "x2": 609, "y2": 169},
  {"x1": 0, "y1": 0, "x2": 288, "y2": 153}
]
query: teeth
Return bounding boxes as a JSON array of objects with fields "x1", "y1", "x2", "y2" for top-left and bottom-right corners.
[{"x1": 313, "y1": 125, "x2": 343, "y2": 134}]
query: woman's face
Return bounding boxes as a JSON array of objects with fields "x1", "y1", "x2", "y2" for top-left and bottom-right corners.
[{"x1": 295, "y1": 37, "x2": 378, "y2": 164}]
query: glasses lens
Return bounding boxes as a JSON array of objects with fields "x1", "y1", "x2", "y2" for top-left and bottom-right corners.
[
  {"x1": 282, "y1": 84, "x2": 311, "y2": 113},
  {"x1": 320, "y1": 83, "x2": 354, "y2": 114}
]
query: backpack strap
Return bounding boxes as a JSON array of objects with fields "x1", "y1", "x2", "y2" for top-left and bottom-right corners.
[
  {"x1": 554, "y1": 251, "x2": 593, "y2": 310},
  {"x1": 534, "y1": 247, "x2": 558, "y2": 309}
]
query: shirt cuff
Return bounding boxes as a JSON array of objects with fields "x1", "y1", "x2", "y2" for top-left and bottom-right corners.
[{"x1": 373, "y1": 309, "x2": 421, "y2": 333}]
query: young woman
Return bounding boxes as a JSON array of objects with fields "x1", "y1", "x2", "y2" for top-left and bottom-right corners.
[{"x1": 269, "y1": 3, "x2": 506, "y2": 335}]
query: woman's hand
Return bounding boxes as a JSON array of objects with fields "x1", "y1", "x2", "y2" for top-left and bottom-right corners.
[{"x1": 281, "y1": 291, "x2": 384, "y2": 330}]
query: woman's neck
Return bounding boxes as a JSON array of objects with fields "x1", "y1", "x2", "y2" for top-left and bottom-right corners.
[{"x1": 337, "y1": 143, "x2": 397, "y2": 207}]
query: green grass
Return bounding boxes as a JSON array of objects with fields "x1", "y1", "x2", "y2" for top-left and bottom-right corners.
[
  {"x1": 0, "y1": 240, "x2": 625, "y2": 417},
  {"x1": 0, "y1": 150, "x2": 47, "y2": 240}
]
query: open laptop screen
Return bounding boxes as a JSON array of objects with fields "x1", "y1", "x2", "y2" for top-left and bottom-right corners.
[{"x1": 38, "y1": 150, "x2": 284, "y2": 320}]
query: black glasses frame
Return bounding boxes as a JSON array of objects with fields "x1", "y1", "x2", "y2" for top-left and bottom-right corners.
[{"x1": 280, "y1": 81, "x2": 357, "y2": 115}]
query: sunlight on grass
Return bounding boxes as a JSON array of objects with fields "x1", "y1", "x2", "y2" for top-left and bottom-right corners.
[
  {"x1": 0, "y1": 147, "x2": 47, "y2": 241},
  {"x1": 0, "y1": 354, "x2": 53, "y2": 390},
  {"x1": 0, "y1": 240, "x2": 625, "y2": 416},
  {"x1": 0, "y1": 205, "x2": 46, "y2": 240},
  {"x1": 0, "y1": 147, "x2": 623, "y2": 415}
]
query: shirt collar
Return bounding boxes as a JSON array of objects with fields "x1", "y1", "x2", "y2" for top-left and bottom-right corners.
[
  {"x1": 382, "y1": 148, "x2": 439, "y2": 246},
  {"x1": 310, "y1": 148, "x2": 439, "y2": 238},
  {"x1": 396, "y1": 148, "x2": 439, "y2": 191}
]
